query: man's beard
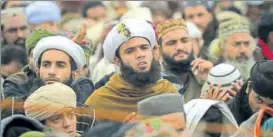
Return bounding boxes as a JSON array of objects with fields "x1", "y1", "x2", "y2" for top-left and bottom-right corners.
[
  {"x1": 225, "y1": 58, "x2": 255, "y2": 81},
  {"x1": 120, "y1": 58, "x2": 161, "y2": 88},
  {"x1": 37, "y1": 75, "x2": 73, "y2": 87},
  {"x1": 162, "y1": 51, "x2": 195, "y2": 74},
  {"x1": 3, "y1": 37, "x2": 26, "y2": 50}
]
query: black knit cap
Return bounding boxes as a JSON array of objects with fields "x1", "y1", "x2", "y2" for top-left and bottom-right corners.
[
  {"x1": 251, "y1": 60, "x2": 273, "y2": 100},
  {"x1": 258, "y1": 12, "x2": 273, "y2": 43}
]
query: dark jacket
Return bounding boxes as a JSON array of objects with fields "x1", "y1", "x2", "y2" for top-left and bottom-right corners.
[
  {"x1": 0, "y1": 114, "x2": 45, "y2": 137},
  {"x1": 3, "y1": 72, "x2": 94, "y2": 104},
  {"x1": 227, "y1": 82, "x2": 253, "y2": 125}
]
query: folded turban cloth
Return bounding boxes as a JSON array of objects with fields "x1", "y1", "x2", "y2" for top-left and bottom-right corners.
[
  {"x1": 251, "y1": 60, "x2": 273, "y2": 100},
  {"x1": 156, "y1": 19, "x2": 188, "y2": 40},
  {"x1": 103, "y1": 18, "x2": 156, "y2": 63},
  {"x1": 24, "y1": 83, "x2": 77, "y2": 121},
  {"x1": 33, "y1": 35, "x2": 86, "y2": 70}
]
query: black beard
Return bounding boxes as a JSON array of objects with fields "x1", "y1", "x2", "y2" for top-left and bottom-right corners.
[
  {"x1": 36, "y1": 75, "x2": 73, "y2": 87},
  {"x1": 163, "y1": 52, "x2": 195, "y2": 74},
  {"x1": 120, "y1": 59, "x2": 161, "y2": 88},
  {"x1": 2, "y1": 37, "x2": 26, "y2": 50}
]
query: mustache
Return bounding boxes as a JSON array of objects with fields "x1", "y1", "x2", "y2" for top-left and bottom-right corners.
[
  {"x1": 173, "y1": 50, "x2": 189, "y2": 57},
  {"x1": 44, "y1": 77, "x2": 61, "y2": 81},
  {"x1": 236, "y1": 53, "x2": 249, "y2": 61},
  {"x1": 14, "y1": 37, "x2": 26, "y2": 44}
]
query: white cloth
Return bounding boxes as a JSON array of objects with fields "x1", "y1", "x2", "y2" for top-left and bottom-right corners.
[
  {"x1": 184, "y1": 99, "x2": 238, "y2": 137},
  {"x1": 91, "y1": 57, "x2": 119, "y2": 84},
  {"x1": 103, "y1": 18, "x2": 156, "y2": 63},
  {"x1": 33, "y1": 35, "x2": 86, "y2": 70}
]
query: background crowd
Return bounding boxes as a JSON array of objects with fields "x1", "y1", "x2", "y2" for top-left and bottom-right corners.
[{"x1": 1, "y1": 1, "x2": 273, "y2": 137}]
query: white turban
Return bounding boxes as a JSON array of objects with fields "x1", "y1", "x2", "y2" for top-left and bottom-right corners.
[
  {"x1": 33, "y1": 35, "x2": 86, "y2": 70},
  {"x1": 24, "y1": 83, "x2": 77, "y2": 121},
  {"x1": 103, "y1": 19, "x2": 156, "y2": 63}
]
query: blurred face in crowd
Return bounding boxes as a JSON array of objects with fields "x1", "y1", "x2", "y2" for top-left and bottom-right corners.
[
  {"x1": 1, "y1": 61, "x2": 24, "y2": 77},
  {"x1": 248, "y1": 83, "x2": 273, "y2": 113},
  {"x1": 45, "y1": 108, "x2": 77, "y2": 137},
  {"x1": 152, "y1": 12, "x2": 168, "y2": 25},
  {"x1": 224, "y1": 32, "x2": 253, "y2": 63},
  {"x1": 86, "y1": 6, "x2": 107, "y2": 21},
  {"x1": 160, "y1": 28, "x2": 195, "y2": 73},
  {"x1": 247, "y1": 5, "x2": 262, "y2": 23},
  {"x1": 115, "y1": 37, "x2": 161, "y2": 87},
  {"x1": 39, "y1": 50, "x2": 72, "y2": 85},
  {"x1": 2, "y1": 15, "x2": 30, "y2": 47},
  {"x1": 184, "y1": 5, "x2": 212, "y2": 33}
]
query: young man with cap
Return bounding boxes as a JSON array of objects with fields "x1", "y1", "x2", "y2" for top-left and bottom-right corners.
[
  {"x1": 208, "y1": 17, "x2": 257, "y2": 80},
  {"x1": 25, "y1": 1, "x2": 61, "y2": 33},
  {"x1": 85, "y1": 19, "x2": 177, "y2": 122},
  {"x1": 156, "y1": 19, "x2": 213, "y2": 103},
  {"x1": 2, "y1": 34, "x2": 94, "y2": 119},
  {"x1": 228, "y1": 60, "x2": 273, "y2": 125},
  {"x1": 24, "y1": 83, "x2": 78, "y2": 137}
]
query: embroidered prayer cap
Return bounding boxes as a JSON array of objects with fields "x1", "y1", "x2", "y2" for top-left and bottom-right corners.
[
  {"x1": 156, "y1": 19, "x2": 188, "y2": 40},
  {"x1": 218, "y1": 17, "x2": 250, "y2": 40},
  {"x1": 103, "y1": 18, "x2": 156, "y2": 63}
]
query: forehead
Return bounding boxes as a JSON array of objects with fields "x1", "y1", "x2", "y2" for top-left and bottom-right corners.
[
  {"x1": 184, "y1": 5, "x2": 208, "y2": 14},
  {"x1": 119, "y1": 37, "x2": 150, "y2": 50},
  {"x1": 161, "y1": 29, "x2": 188, "y2": 42},
  {"x1": 4, "y1": 15, "x2": 28, "y2": 27},
  {"x1": 41, "y1": 49, "x2": 70, "y2": 62},
  {"x1": 226, "y1": 32, "x2": 251, "y2": 42}
]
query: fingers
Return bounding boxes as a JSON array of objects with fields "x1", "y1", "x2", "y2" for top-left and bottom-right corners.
[
  {"x1": 227, "y1": 88, "x2": 237, "y2": 97},
  {"x1": 212, "y1": 85, "x2": 221, "y2": 99},
  {"x1": 216, "y1": 88, "x2": 227, "y2": 100}
]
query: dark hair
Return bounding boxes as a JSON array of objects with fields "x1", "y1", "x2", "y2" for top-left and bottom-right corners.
[
  {"x1": 81, "y1": 1, "x2": 104, "y2": 18},
  {"x1": 258, "y1": 12, "x2": 273, "y2": 43},
  {"x1": 224, "y1": 6, "x2": 242, "y2": 15},
  {"x1": 37, "y1": 51, "x2": 77, "y2": 71},
  {"x1": 1, "y1": 45, "x2": 27, "y2": 66}
]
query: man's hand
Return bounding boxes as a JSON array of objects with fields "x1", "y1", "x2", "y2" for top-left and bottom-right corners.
[
  {"x1": 202, "y1": 85, "x2": 231, "y2": 102},
  {"x1": 191, "y1": 58, "x2": 213, "y2": 81},
  {"x1": 68, "y1": 21, "x2": 88, "y2": 45}
]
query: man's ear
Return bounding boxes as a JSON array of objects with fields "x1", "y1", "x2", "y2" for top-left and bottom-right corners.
[
  {"x1": 113, "y1": 57, "x2": 121, "y2": 67},
  {"x1": 72, "y1": 70, "x2": 81, "y2": 80},
  {"x1": 246, "y1": 81, "x2": 252, "y2": 94}
]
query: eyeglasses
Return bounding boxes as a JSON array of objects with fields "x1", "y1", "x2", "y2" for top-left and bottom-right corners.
[{"x1": 6, "y1": 26, "x2": 28, "y2": 33}]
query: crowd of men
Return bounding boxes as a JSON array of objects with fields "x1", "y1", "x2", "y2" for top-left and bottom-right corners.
[{"x1": 1, "y1": 1, "x2": 273, "y2": 137}]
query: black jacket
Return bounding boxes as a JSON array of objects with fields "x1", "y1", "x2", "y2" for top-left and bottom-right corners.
[
  {"x1": 0, "y1": 114, "x2": 45, "y2": 137},
  {"x1": 227, "y1": 82, "x2": 253, "y2": 125}
]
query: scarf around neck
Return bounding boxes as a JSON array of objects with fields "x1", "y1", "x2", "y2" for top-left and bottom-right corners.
[{"x1": 85, "y1": 74, "x2": 177, "y2": 122}]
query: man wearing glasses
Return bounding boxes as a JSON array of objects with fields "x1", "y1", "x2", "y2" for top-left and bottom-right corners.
[{"x1": 1, "y1": 8, "x2": 31, "y2": 49}]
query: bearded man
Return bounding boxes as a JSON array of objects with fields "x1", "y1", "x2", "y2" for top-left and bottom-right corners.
[
  {"x1": 208, "y1": 17, "x2": 257, "y2": 80},
  {"x1": 156, "y1": 19, "x2": 213, "y2": 103},
  {"x1": 85, "y1": 19, "x2": 177, "y2": 122}
]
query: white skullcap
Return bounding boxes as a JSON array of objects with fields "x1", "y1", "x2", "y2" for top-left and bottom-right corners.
[
  {"x1": 103, "y1": 18, "x2": 156, "y2": 63},
  {"x1": 33, "y1": 35, "x2": 86, "y2": 70},
  {"x1": 24, "y1": 83, "x2": 76, "y2": 121},
  {"x1": 201, "y1": 63, "x2": 242, "y2": 94}
]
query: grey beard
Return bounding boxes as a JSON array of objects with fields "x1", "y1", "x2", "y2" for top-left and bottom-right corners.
[{"x1": 225, "y1": 59, "x2": 256, "y2": 80}]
